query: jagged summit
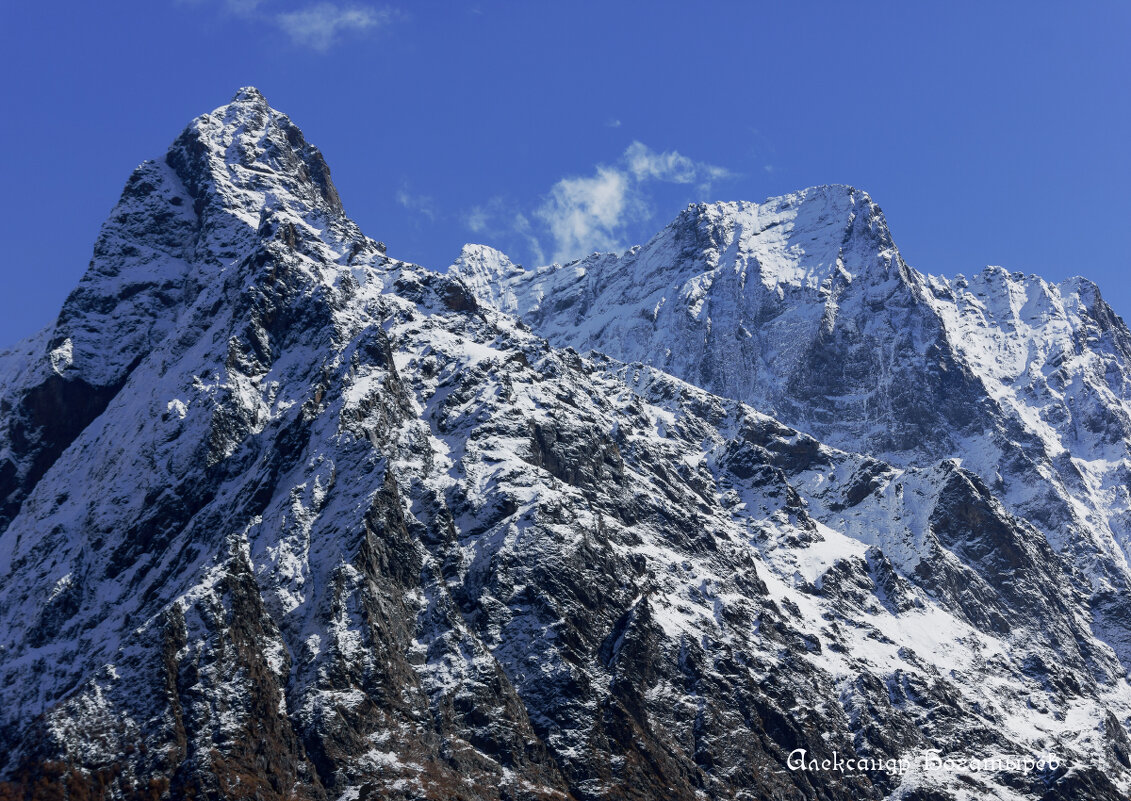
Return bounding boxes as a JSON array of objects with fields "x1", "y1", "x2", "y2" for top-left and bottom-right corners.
[
  {"x1": 231, "y1": 85, "x2": 268, "y2": 104},
  {"x1": 664, "y1": 184, "x2": 898, "y2": 289},
  {"x1": 449, "y1": 183, "x2": 913, "y2": 440},
  {"x1": 448, "y1": 243, "x2": 525, "y2": 313},
  {"x1": 0, "y1": 89, "x2": 400, "y2": 532},
  {"x1": 169, "y1": 85, "x2": 346, "y2": 224},
  {"x1": 450, "y1": 184, "x2": 902, "y2": 323},
  {"x1": 47, "y1": 89, "x2": 386, "y2": 388}
]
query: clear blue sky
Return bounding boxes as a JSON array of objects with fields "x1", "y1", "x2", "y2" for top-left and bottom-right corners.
[{"x1": 1, "y1": 1, "x2": 1128, "y2": 347}]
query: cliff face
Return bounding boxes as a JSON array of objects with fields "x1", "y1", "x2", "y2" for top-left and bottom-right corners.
[{"x1": 1, "y1": 89, "x2": 1129, "y2": 801}]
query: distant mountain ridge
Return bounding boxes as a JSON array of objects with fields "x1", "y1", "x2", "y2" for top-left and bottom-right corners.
[{"x1": 1, "y1": 88, "x2": 1129, "y2": 801}]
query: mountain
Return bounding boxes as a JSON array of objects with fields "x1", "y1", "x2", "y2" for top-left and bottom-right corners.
[
  {"x1": 451, "y1": 189, "x2": 1131, "y2": 668},
  {"x1": 0, "y1": 89, "x2": 1129, "y2": 801}
]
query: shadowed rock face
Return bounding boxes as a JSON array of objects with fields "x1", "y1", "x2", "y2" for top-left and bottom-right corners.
[
  {"x1": 0, "y1": 372, "x2": 128, "y2": 533},
  {"x1": 0, "y1": 89, "x2": 1129, "y2": 801}
]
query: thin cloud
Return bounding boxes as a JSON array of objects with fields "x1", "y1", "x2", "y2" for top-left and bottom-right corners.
[
  {"x1": 624, "y1": 142, "x2": 698, "y2": 183},
  {"x1": 462, "y1": 198, "x2": 546, "y2": 267},
  {"x1": 463, "y1": 142, "x2": 732, "y2": 267},
  {"x1": 606, "y1": 118, "x2": 622, "y2": 129},
  {"x1": 276, "y1": 4, "x2": 391, "y2": 51},
  {"x1": 536, "y1": 167, "x2": 641, "y2": 264},
  {"x1": 464, "y1": 196, "x2": 509, "y2": 236},
  {"x1": 174, "y1": 0, "x2": 394, "y2": 50},
  {"x1": 512, "y1": 212, "x2": 545, "y2": 266},
  {"x1": 465, "y1": 206, "x2": 490, "y2": 234},
  {"x1": 535, "y1": 142, "x2": 734, "y2": 264},
  {"x1": 396, "y1": 183, "x2": 436, "y2": 221},
  {"x1": 624, "y1": 141, "x2": 733, "y2": 195},
  {"x1": 223, "y1": 0, "x2": 265, "y2": 14}
]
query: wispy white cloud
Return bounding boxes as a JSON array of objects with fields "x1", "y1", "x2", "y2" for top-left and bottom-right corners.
[
  {"x1": 396, "y1": 183, "x2": 436, "y2": 221},
  {"x1": 625, "y1": 142, "x2": 697, "y2": 183},
  {"x1": 276, "y1": 3, "x2": 391, "y2": 51},
  {"x1": 606, "y1": 118, "x2": 622, "y2": 129},
  {"x1": 512, "y1": 212, "x2": 545, "y2": 266},
  {"x1": 462, "y1": 198, "x2": 546, "y2": 267},
  {"x1": 465, "y1": 206, "x2": 490, "y2": 234},
  {"x1": 463, "y1": 143, "x2": 733, "y2": 267},
  {"x1": 464, "y1": 196, "x2": 509, "y2": 237},
  {"x1": 536, "y1": 167, "x2": 641, "y2": 263},
  {"x1": 624, "y1": 141, "x2": 733, "y2": 195},
  {"x1": 535, "y1": 142, "x2": 733, "y2": 263},
  {"x1": 175, "y1": 0, "x2": 394, "y2": 50},
  {"x1": 223, "y1": 0, "x2": 266, "y2": 14}
]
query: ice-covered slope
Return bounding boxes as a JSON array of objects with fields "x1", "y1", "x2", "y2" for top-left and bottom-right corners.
[
  {"x1": 1, "y1": 90, "x2": 1130, "y2": 801},
  {"x1": 453, "y1": 191, "x2": 1131, "y2": 669}
]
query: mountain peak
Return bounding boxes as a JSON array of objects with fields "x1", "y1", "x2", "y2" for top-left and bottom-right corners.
[
  {"x1": 449, "y1": 243, "x2": 525, "y2": 314},
  {"x1": 164, "y1": 88, "x2": 345, "y2": 229},
  {"x1": 650, "y1": 184, "x2": 896, "y2": 295},
  {"x1": 454, "y1": 242, "x2": 518, "y2": 267},
  {"x1": 44, "y1": 89, "x2": 374, "y2": 391},
  {"x1": 676, "y1": 184, "x2": 877, "y2": 226},
  {"x1": 230, "y1": 85, "x2": 269, "y2": 106}
]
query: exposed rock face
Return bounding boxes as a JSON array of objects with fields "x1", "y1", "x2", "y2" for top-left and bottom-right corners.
[{"x1": 1, "y1": 89, "x2": 1129, "y2": 801}]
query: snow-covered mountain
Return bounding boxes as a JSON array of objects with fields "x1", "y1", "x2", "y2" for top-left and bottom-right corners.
[
  {"x1": 1, "y1": 89, "x2": 1129, "y2": 801},
  {"x1": 452, "y1": 190, "x2": 1131, "y2": 668}
]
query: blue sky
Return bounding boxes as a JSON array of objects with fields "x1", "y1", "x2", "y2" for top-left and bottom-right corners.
[{"x1": 1, "y1": 1, "x2": 1128, "y2": 347}]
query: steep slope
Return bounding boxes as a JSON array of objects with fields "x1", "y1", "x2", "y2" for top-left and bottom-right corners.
[
  {"x1": 1, "y1": 90, "x2": 1129, "y2": 801},
  {"x1": 922, "y1": 268, "x2": 1131, "y2": 655},
  {"x1": 452, "y1": 192, "x2": 1131, "y2": 668}
]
